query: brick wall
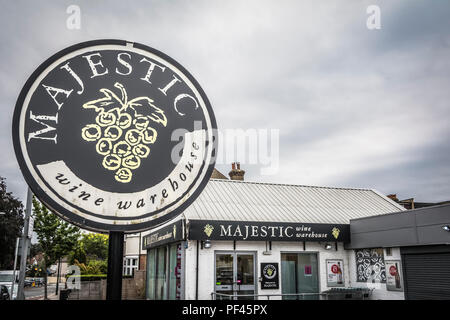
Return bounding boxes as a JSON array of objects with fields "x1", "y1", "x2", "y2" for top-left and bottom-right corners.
[{"x1": 139, "y1": 254, "x2": 147, "y2": 271}]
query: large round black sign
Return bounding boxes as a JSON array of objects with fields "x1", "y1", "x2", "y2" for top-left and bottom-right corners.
[{"x1": 12, "y1": 40, "x2": 217, "y2": 233}]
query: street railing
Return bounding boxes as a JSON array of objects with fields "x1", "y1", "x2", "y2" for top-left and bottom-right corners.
[{"x1": 211, "y1": 288, "x2": 374, "y2": 300}]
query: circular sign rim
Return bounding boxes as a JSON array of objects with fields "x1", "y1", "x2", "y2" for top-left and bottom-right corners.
[{"x1": 12, "y1": 39, "x2": 217, "y2": 233}]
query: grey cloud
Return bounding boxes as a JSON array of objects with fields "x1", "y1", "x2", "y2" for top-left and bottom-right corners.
[{"x1": 0, "y1": 0, "x2": 449, "y2": 205}]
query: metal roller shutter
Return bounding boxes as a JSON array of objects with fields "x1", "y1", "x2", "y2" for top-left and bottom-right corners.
[{"x1": 403, "y1": 252, "x2": 450, "y2": 300}]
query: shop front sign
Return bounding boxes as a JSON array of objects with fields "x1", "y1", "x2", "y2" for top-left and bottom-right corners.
[
  {"x1": 261, "y1": 263, "x2": 279, "y2": 290},
  {"x1": 189, "y1": 220, "x2": 350, "y2": 242},
  {"x1": 12, "y1": 40, "x2": 217, "y2": 232},
  {"x1": 142, "y1": 219, "x2": 184, "y2": 249}
]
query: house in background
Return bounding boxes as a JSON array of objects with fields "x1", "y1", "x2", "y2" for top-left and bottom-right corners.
[{"x1": 387, "y1": 194, "x2": 450, "y2": 210}]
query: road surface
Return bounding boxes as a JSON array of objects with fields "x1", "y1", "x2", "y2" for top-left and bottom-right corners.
[{"x1": 25, "y1": 283, "x2": 64, "y2": 299}]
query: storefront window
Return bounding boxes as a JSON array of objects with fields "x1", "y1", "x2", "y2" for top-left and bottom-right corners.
[
  {"x1": 147, "y1": 250, "x2": 156, "y2": 300},
  {"x1": 216, "y1": 254, "x2": 234, "y2": 286},
  {"x1": 146, "y1": 243, "x2": 182, "y2": 300},
  {"x1": 168, "y1": 243, "x2": 179, "y2": 300},
  {"x1": 156, "y1": 246, "x2": 167, "y2": 300},
  {"x1": 281, "y1": 253, "x2": 319, "y2": 300}
]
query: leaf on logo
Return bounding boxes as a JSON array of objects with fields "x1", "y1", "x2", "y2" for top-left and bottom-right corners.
[
  {"x1": 127, "y1": 97, "x2": 167, "y2": 127},
  {"x1": 82, "y1": 88, "x2": 125, "y2": 113}
]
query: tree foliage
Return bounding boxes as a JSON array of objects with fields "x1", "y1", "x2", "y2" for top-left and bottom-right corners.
[
  {"x1": 0, "y1": 177, "x2": 24, "y2": 269},
  {"x1": 73, "y1": 259, "x2": 108, "y2": 275},
  {"x1": 32, "y1": 197, "x2": 80, "y2": 299},
  {"x1": 69, "y1": 233, "x2": 109, "y2": 265}
]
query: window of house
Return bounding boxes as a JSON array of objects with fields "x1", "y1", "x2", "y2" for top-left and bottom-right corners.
[{"x1": 123, "y1": 256, "x2": 139, "y2": 276}]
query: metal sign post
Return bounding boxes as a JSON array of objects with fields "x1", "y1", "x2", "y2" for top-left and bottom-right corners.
[{"x1": 106, "y1": 231, "x2": 124, "y2": 300}]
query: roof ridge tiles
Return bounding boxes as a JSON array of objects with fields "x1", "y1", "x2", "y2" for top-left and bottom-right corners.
[{"x1": 209, "y1": 178, "x2": 373, "y2": 191}]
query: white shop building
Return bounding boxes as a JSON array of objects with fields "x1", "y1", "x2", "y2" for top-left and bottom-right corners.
[{"x1": 139, "y1": 177, "x2": 407, "y2": 300}]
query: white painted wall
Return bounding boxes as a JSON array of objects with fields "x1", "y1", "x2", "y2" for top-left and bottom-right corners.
[
  {"x1": 184, "y1": 240, "x2": 352, "y2": 300},
  {"x1": 124, "y1": 234, "x2": 141, "y2": 256},
  {"x1": 348, "y1": 247, "x2": 405, "y2": 300}
]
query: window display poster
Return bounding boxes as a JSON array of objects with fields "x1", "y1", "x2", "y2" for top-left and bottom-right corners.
[
  {"x1": 326, "y1": 259, "x2": 344, "y2": 287},
  {"x1": 385, "y1": 260, "x2": 403, "y2": 291}
]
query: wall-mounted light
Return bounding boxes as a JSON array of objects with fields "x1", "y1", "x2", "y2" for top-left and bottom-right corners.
[
  {"x1": 204, "y1": 239, "x2": 212, "y2": 249},
  {"x1": 324, "y1": 243, "x2": 333, "y2": 250},
  {"x1": 442, "y1": 225, "x2": 450, "y2": 232}
]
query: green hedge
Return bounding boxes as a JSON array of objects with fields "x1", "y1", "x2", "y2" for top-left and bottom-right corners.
[{"x1": 67, "y1": 274, "x2": 134, "y2": 282}]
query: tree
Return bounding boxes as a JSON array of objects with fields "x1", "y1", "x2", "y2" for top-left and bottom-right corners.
[
  {"x1": 69, "y1": 233, "x2": 109, "y2": 265},
  {"x1": 0, "y1": 176, "x2": 24, "y2": 269},
  {"x1": 32, "y1": 197, "x2": 80, "y2": 299}
]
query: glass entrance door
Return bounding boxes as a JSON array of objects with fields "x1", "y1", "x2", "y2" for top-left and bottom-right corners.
[
  {"x1": 236, "y1": 254, "x2": 255, "y2": 300},
  {"x1": 281, "y1": 253, "x2": 319, "y2": 300},
  {"x1": 215, "y1": 252, "x2": 256, "y2": 300}
]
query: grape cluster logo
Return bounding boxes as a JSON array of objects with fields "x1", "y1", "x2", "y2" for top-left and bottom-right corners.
[
  {"x1": 81, "y1": 82, "x2": 167, "y2": 183},
  {"x1": 203, "y1": 224, "x2": 214, "y2": 237},
  {"x1": 332, "y1": 227, "x2": 340, "y2": 239},
  {"x1": 13, "y1": 40, "x2": 217, "y2": 233},
  {"x1": 263, "y1": 264, "x2": 276, "y2": 279}
]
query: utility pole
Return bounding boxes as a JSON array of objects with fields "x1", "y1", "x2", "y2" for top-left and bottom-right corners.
[
  {"x1": 16, "y1": 188, "x2": 32, "y2": 300},
  {"x1": 55, "y1": 257, "x2": 61, "y2": 295},
  {"x1": 11, "y1": 238, "x2": 19, "y2": 299}
]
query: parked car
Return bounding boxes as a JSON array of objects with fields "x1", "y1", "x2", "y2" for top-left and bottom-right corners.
[
  {"x1": 0, "y1": 271, "x2": 18, "y2": 300},
  {"x1": 1, "y1": 285, "x2": 10, "y2": 300},
  {"x1": 24, "y1": 279, "x2": 33, "y2": 287}
]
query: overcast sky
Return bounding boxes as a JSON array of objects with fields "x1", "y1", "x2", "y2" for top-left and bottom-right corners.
[{"x1": 1, "y1": 0, "x2": 449, "y2": 205}]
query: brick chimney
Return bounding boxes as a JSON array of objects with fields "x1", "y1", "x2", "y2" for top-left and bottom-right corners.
[
  {"x1": 228, "y1": 162, "x2": 245, "y2": 181},
  {"x1": 387, "y1": 194, "x2": 399, "y2": 202}
]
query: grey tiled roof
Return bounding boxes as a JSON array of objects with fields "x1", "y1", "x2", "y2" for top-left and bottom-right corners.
[{"x1": 184, "y1": 179, "x2": 405, "y2": 224}]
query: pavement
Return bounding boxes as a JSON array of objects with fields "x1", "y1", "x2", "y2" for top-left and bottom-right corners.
[
  {"x1": 27, "y1": 293, "x2": 58, "y2": 300},
  {"x1": 25, "y1": 283, "x2": 63, "y2": 300}
]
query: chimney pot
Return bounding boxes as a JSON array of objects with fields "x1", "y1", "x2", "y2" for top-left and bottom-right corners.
[{"x1": 228, "y1": 162, "x2": 245, "y2": 181}]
